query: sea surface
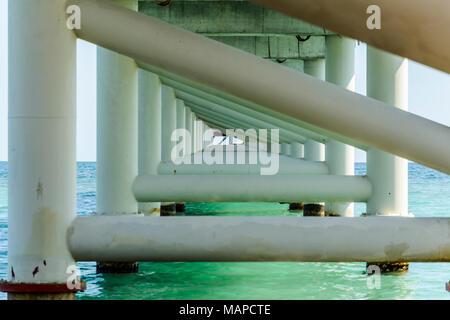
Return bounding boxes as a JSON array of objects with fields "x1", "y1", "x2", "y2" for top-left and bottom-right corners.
[{"x1": 0, "y1": 162, "x2": 449, "y2": 300}]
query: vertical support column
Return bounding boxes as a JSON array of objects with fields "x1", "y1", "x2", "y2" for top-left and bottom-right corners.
[
  {"x1": 194, "y1": 118, "x2": 204, "y2": 153},
  {"x1": 191, "y1": 113, "x2": 197, "y2": 155},
  {"x1": 175, "y1": 99, "x2": 186, "y2": 213},
  {"x1": 366, "y1": 46, "x2": 409, "y2": 272},
  {"x1": 3, "y1": 0, "x2": 81, "y2": 299},
  {"x1": 96, "y1": 0, "x2": 139, "y2": 274},
  {"x1": 185, "y1": 107, "x2": 193, "y2": 155},
  {"x1": 290, "y1": 142, "x2": 304, "y2": 159},
  {"x1": 288, "y1": 141, "x2": 305, "y2": 210},
  {"x1": 280, "y1": 143, "x2": 291, "y2": 156},
  {"x1": 138, "y1": 70, "x2": 161, "y2": 216},
  {"x1": 302, "y1": 59, "x2": 326, "y2": 216},
  {"x1": 324, "y1": 35, "x2": 356, "y2": 217},
  {"x1": 161, "y1": 86, "x2": 177, "y2": 216}
]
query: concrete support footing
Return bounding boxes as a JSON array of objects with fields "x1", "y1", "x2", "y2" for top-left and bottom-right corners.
[
  {"x1": 366, "y1": 262, "x2": 409, "y2": 273},
  {"x1": 303, "y1": 203, "x2": 324, "y2": 216},
  {"x1": 8, "y1": 292, "x2": 76, "y2": 300},
  {"x1": 161, "y1": 203, "x2": 176, "y2": 216},
  {"x1": 176, "y1": 203, "x2": 186, "y2": 212},
  {"x1": 289, "y1": 203, "x2": 304, "y2": 211},
  {"x1": 96, "y1": 262, "x2": 139, "y2": 274},
  {"x1": 325, "y1": 211, "x2": 341, "y2": 217}
]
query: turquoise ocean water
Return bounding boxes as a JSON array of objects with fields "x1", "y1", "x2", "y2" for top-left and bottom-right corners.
[{"x1": 0, "y1": 162, "x2": 449, "y2": 300}]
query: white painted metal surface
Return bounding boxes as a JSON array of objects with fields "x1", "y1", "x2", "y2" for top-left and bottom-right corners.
[
  {"x1": 138, "y1": 70, "x2": 161, "y2": 215},
  {"x1": 184, "y1": 107, "x2": 194, "y2": 155},
  {"x1": 97, "y1": 0, "x2": 138, "y2": 215},
  {"x1": 367, "y1": 47, "x2": 409, "y2": 216},
  {"x1": 290, "y1": 142, "x2": 304, "y2": 159},
  {"x1": 324, "y1": 36, "x2": 356, "y2": 217},
  {"x1": 302, "y1": 59, "x2": 326, "y2": 163},
  {"x1": 8, "y1": 0, "x2": 77, "y2": 283},
  {"x1": 68, "y1": 216, "x2": 450, "y2": 262},
  {"x1": 248, "y1": 0, "x2": 450, "y2": 74},
  {"x1": 133, "y1": 175, "x2": 371, "y2": 203},
  {"x1": 68, "y1": 0, "x2": 450, "y2": 174},
  {"x1": 161, "y1": 86, "x2": 177, "y2": 162}
]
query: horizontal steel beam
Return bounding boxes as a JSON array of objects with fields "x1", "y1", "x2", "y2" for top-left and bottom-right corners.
[
  {"x1": 133, "y1": 174, "x2": 371, "y2": 202},
  {"x1": 71, "y1": 0, "x2": 450, "y2": 174},
  {"x1": 68, "y1": 216, "x2": 450, "y2": 262},
  {"x1": 157, "y1": 157, "x2": 329, "y2": 175}
]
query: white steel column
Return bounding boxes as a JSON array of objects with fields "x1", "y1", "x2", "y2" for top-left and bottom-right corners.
[
  {"x1": 175, "y1": 99, "x2": 187, "y2": 213},
  {"x1": 138, "y1": 70, "x2": 161, "y2": 216},
  {"x1": 194, "y1": 118, "x2": 204, "y2": 153},
  {"x1": 290, "y1": 142, "x2": 304, "y2": 159},
  {"x1": 161, "y1": 86, "x2": 177, "y2": 215},
  {"x1": 97, "y1": 0, "x2": 138, "y2": 216},
  {"x1": 303, "y1": 59, "x2": 326, "y2": 163},
  {"x1": 324, "y1": 36, "x2": 356, "y2": 217},
  {"x1": 366, "y1": 47, "x2": 408, "y2": 217},
  {"x1": 304, "y1": 140, "x2": 325, "y2": 162},
  {"x1": 161, "y1": 86, "x2": 177, "y2": 163},
  {"x1": 280, "y1": 143, "x2": 291, "y2": 156},
  {"x1": 5, "y1": 0, "x2": 78, "y2": 299},
  {"x1": 303, "y1": 59, "x2": 326, "y2": 216},
  {"x1": 96, "y1": 0, "x2": 138, "y2": 273},
  {"x1": 185, "y1": 107, "x2": 193, "y2": 154}
]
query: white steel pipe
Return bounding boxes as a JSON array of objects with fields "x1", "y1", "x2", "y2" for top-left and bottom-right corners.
[
  {"x1": 178, "y1": 90, "x2": 310, "y2": 143},
  {"x1": 133, "y1": 175, "x2": 371, "y2": 203},
  {"x1": 185, "y1": 107, "x2": 193, "y2": 155},
  {"x1": 157, "y1": 158, "x2": 329, "y2": 175},
  {"x1": 302, "y1": 59, "x2": 326, "y2": 163},
  {"x1": 290, "y1": 142, "x2": 304, "y2": 159},
  {"x1": 138, "y1": 70, "x2": 162, "y2": 215},
  {"x1": 324, "y1": 36, "x2": 356, "y2": 217},
  {"x1": 184, "y1": 96, "x2": 307, "y2": 143},
  {"x1": 68, "y1": 216, "x2": 450, "y2": 262},
  {"x1": 280, "y1": 143, "x2": 291, "y2": 156},
  {"x1": 97, "y1": 0, "x2": 138, "y2": 216},
  {"x1": 176, "y1": 99, "x2": 186, "y2": 131},
  {"x1": 190, "y1": 106, "x2": 295, "y2": 144},
  {"x1": 304, "y1": 140, "x2": 325, "y2": 162},
  {"x1": 70, "y1": 0, "x2": 450, "y2": 174},
  {"x1": 367, "y1": 47, "x2": 409, "y2": 216},
  {"x1": 248, "y1": 0, "x2": 450, "y2": 74},
  {"x1": 142, "y1": 64, "x2": 364, "y2": 149},
  {"x1": 8, "y1": 0, "x2": 77, "y2": 284},
  {"x1": 161, "y1": 86, "x2": 177, "y2": 162}
]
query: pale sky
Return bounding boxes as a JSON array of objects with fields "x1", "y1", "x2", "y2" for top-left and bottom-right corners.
[{"x1": 0, "y1": 0, "x2": 449, "y2": 162}]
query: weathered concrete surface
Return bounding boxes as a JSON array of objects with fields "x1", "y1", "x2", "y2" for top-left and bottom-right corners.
[
  {"x1": 139, "y1": 1, "x2": 332, "y2": 36},
  {"x1": 208, "y1": 36, "x2": 325, "y2": 60}
]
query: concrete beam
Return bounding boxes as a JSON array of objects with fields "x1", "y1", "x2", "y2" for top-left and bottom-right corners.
[
  {"x1": 138, "y1": 1, "x2": 333, "y2": 36},
  {"x1": 209, "y1": 36, "x2": 325, "y2": 60}
]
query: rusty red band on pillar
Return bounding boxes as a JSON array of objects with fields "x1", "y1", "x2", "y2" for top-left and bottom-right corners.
[{"x1": 0, "y1": 280, "x2": 86, "y2": 293}]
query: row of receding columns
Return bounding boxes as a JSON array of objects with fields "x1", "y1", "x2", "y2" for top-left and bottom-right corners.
[
  {"x1": 4, "y1": 0, "x2": 410, "y2": 300},
  {"x1": 97, "y1": 15, "x2": 408, "y2": 270}
]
